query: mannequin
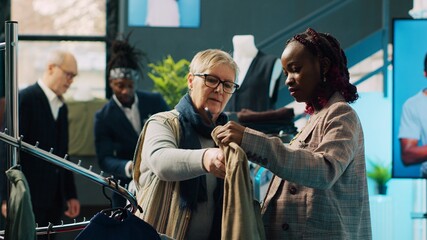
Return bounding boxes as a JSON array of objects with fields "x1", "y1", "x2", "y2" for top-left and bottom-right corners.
[
  {"x1": 225, "y1": 35, "x2": 282, "y2": 112},
  {"x1": 232, "y1": 35, "x2": 259, "y2": 86}
]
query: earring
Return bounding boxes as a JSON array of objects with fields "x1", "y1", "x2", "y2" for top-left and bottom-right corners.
[{"x1": 323, "y1": 76, "x2": 327, "y2": 83}]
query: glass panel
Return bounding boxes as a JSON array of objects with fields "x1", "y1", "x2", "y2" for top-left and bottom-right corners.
[
  {"x1": 18, "y1": 41, "x2": 106, "y2": 99},
  {"x1": 11, "y1": 0, "x2": 106, "y2": 36}
]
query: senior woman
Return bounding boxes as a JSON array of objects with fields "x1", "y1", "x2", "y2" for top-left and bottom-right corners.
[{"x1": 133, "y1": 49, "x2": 239, "y2": 240}]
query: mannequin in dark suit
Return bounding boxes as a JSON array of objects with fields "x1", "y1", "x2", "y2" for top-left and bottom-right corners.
[
  {"x1": 94, "y1": 37, "x2": 169, "y2": 208},
  {"x1": 225, "y1": 35, "x2": 282, "y2": 112},
  {"x1": 2, "y1": 50, "x2": 81, "y2": 238}
]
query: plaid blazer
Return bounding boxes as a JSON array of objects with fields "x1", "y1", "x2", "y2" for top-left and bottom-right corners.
[{"x1": 241, "y1": 93, "x2": 372, "y2": 240}]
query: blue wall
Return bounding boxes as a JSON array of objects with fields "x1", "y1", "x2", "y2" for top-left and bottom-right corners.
[{"x1": 352, "y1": 69, "x2": 414, "y2": 240}]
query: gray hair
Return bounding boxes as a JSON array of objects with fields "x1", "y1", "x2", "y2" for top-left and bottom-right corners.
[{"x1": 189, "y1": 49, "x2": 239, "y2": 77}]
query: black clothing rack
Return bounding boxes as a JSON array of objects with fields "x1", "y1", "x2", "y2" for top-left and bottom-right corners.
[{"x1": 0, "y1": 219, "x2": 90, "y2": 236}]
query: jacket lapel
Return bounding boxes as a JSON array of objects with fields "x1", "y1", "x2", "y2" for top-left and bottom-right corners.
[
  {"x1": 292, "y1": 92, "x2": 345, "y2": 147},
  {"x1": 110, "y1": 101, "x2": 139, "y2": 137}
]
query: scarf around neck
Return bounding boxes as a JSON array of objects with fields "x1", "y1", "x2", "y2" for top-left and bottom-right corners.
[{"x1": 175, "y1": 93, "x2": 228, "y2": 211}]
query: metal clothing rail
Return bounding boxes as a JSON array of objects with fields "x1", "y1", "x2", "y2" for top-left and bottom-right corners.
[
  {"x1": 0, "y1": 131, "x2": 140, "y2": 213},
  {"x1": 34, "y1": 220, "x2": 89, "y2": 235},
  {"x1": 0, "y1": 220, "x2": 90, "y2": 236},
  {"x1": 4, "y1": 20, "x2": 19, "y2": 168},
  {"x1": 1, "y1": 20, "x2": 141, "y2": 237}
]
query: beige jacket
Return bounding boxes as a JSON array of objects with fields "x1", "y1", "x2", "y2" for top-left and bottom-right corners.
[{"x1": 213, "y1": 128, "x2": 265, "y2": 240}]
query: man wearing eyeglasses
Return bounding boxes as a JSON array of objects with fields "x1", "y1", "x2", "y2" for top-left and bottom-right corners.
[{"x1": 1, "y1": 50, "x2": 80, "y2": 238}]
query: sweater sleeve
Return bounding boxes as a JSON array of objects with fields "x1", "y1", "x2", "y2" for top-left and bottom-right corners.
[
  {"x1": 141, "y1": 118, "x2": 208, "y2": 181},
  {"x1": 241, "y1": 103, "x2": 362, "y2": 190}
]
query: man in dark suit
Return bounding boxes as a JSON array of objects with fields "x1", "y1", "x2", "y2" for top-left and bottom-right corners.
[
  {"x1": 2, "y1": 50, "x2": 81, "y2": 233},
  {"x1": 94, "y1": 38, "x2": 169, "y2": 208}
]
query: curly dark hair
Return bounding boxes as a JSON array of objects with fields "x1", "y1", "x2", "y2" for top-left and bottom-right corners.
[
  {"x1": 287, "y1": 28, "x2": 358, "y2": 114},
  {"x1": 107, "y1": 33, "x2": 146, "y2": 80}
]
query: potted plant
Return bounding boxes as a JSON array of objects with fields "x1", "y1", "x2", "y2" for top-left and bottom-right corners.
[
  {"x1": 147, "y1": 55, "x2": 190, "y2": 109},
  {"x1": 367, "y1": 158, "x2": 391, "y2": 195}
]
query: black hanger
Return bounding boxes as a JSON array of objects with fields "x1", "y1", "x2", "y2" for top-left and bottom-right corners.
[
  {"x1": 46, "y1": 222, "x2": 53, "y2": 240},
  {"x1": 100, "y1": 206, "x2": 129, "y2": 221},
  {"x1": 102, "y1": 178, "x2": 116, "y2": 209}
]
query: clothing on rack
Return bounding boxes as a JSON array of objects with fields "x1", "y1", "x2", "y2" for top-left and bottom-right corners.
[
  {"x1": 0, "y1": 130, "x2": 140, "y2": 211},
  {"x1": 0, "y1": 130, "x2": 142, "y2": 239},
  {"x1": 75, "y1": 208, "x2": 160, "y2": 240},
  {"x1": 4, "y1": 168, "x2": 36, "y2": 240}
]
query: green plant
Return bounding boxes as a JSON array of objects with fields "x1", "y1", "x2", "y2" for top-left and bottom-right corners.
[
  {"x1": 148, "y1": 55, "x2": 190, "y2": 109},
  {"x1": 367, "y1": 159, "x2": 391, "y2": 186}
]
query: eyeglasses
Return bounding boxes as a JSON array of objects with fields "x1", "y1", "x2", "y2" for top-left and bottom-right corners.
[
  {"x1": 193, "y1": 73, "x2": 239, "y2": 94},
  {"x1": 56, "y1": 65, "x2": 77, "y2": 80}
]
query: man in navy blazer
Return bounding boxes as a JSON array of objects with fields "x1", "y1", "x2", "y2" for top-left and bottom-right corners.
[
  {"x1": 2, "y1": 50, "x2": 81, "y2": 234},
  {"x1": 94, "y1": 38, "x2": 169, "y2": 207}
]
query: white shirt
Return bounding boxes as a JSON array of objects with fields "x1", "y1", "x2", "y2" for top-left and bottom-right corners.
[
  {"x1": 37, "y1": 79, "x2": 64, "y2": 120},
  {"x1": 112, "y1": 93, "x2": 141, "y2": 134},
  {"x1": 113, "y1": 93, "x2": 141, "y2": 178}
]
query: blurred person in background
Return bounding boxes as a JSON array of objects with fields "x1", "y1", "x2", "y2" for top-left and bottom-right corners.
[
  {"x1": 94, "y1": 36, "x2": 169, "y2": 208},
  {"x1": 2, "y1": 50, "x2": 81, "y2": 240}
]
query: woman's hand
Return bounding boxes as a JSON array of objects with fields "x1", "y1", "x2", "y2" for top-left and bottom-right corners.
[
  {"x1": 215, "y1": 121, "x2": 246, "y2": 145},
  {"x1": 203, "y1": 148, "x2": 226, "y2": 179}
]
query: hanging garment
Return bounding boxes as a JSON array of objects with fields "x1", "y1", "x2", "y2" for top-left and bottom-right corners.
[
  {"x1": 75, "y1": 209, "x2": 160, "y2": 240},
  {"x1": 5, "y1": 168, "x2": 36, "y2": 240},
  {"x1": 212, "y1": 127, "x2": 266, "y2": 240}
]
